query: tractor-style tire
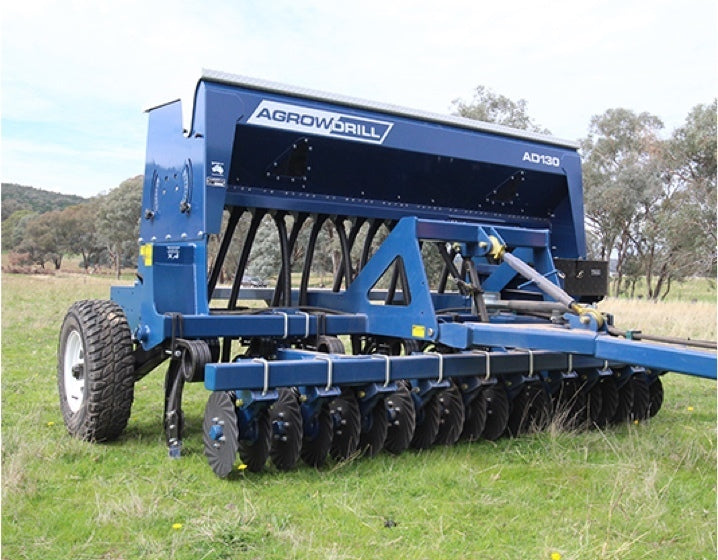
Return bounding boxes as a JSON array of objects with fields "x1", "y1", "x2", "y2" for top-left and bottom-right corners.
[{"x1": 58, "y1": 300, "x2": 135, "y2": 442}]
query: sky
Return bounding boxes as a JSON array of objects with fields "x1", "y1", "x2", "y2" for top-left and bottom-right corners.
[{"x1": 1, "y1": 0, "x2": 716, "y2": 198}]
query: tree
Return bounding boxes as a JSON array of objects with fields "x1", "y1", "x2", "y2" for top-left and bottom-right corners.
[
  {"x1": 580, "y1": 109, "x2": 665, "y2": 295},
  {"x1": 17, "y1": 210, "x2": 64, "y2": 268},
  {"x1": 95, "y1": 176, "x2": 143, "y2": 278},
  {"x1": 451, "y1": 85, "x2": 550, "y2": 134},
  {"x1": 59, "y1": 201, "x2": 104, "y2": 271},
  {"x1": 667, "y1": 100, "x2": 717, "y2": 273},
  {"x1": 2, "y1": 209, "x2": 35, "y2": 250}
]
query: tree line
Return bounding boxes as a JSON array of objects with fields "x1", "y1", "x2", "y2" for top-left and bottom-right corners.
[
  {"x1": 2, "y1": 176, "x2": 143, "y2": 277},
  {"x1": 3, "y1": 89, "x2": 715, "y2": 299}
]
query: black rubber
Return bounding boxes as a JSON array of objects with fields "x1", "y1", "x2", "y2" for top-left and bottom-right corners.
[
  {"x1": 434, "y1": 382, "x2": 465, "y2": 446},
  {"x1": 461, "y1": 388, "x2": 488, "y2": 442},
  {"x1": 238, "y1": 407, "x2": 271, "y2": 473},
  {"x1": 631, "y1": 374, "x2": 651, "y2": 421},
  {"x1": 329, "y1": 389, "x2": 361, "y2": 461},
  {"x1": 57, "y1": 300, "x2": 135, "y2": 442},
  {"x1": 553, "y1": 379, "x2": 587, "y2": 431},
  {"x1": 648, "y1": 377, "x2": 664, "y2": 418},
  {"x1": 359, "y1": 401, "x2": 388, "y2": 457},
  {"x1": 301, "y1": 404, "x2": 334, "y2": 468},
  {"x1": 506, "y1": 383, "x2": 552, "y2": 437},
  {"x1": 203, "y1": 391, "x2": 241, "y2": 478},
  {"x1": 410, "y1": 394, "x2": 441, "y2": 449},
  {"x1": 317, "y1": 336, "x2": 345, "y2": 354},
  {"x1": 269, "y1": 388, "x2": 303, "y2": 470},
  {"x1": 481, "y1": 384, "x2": 510, "y2": 441},
  {"x1": 611, "y1": 377, "x2": 635, "y2": 424},
  {"x1": 384, "y1": 384, "x2": 416, "y2": 454}
]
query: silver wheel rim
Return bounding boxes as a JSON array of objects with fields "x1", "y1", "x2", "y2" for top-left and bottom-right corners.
[{"x1": 64, "y1": 329, "x2": 85, "y2": 413}]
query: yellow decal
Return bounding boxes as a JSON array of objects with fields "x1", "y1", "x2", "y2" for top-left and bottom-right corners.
[
  {"x1": 140, "y1": 244, "x2": 153, "y2": 266},
  {"x1": 411, "y1": 324, "x2": 426, "y2": 338}
]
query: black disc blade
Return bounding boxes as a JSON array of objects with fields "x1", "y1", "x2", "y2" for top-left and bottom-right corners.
[
  {"x1": 611, "y1": 377, "x2": 635, "y2": 424},
  {"x1": 384, "y1": 384, "x2": 416, "y2": 454},
  {"x1": 301, "y1": 404, "x2": 333, "y2": 468},
  {"x1": 269, "y1": 388, "x2": 303, "y2": 471},
  {"x1": 594, "y1": 377, "x2": 619, "y2": 428},
  {"x1": 648, "y1": 377, "x2": 664, "y2": 418},
  {"x1": 481, "y1": 384, "x2": 509, "y2": 441},
  {"x1": 238, "y1": 407, "x2": 271, "y2": 472},
  {"x1": 553, "y1": 378, "x2": 587, "y2": 431},
  {"x1": 329, "y1": 390, "x2": 361, "y2": 461},
  {"x1": 410, "y1": 393, "x2": 441, "y2": 449},
  {"x1": 461, "y1": 387, "x2": 487, "y2": 442},
  {"x1": 585, "y1": 380, "x2": 604, "y2": 428},
  {"x1": 434, "y1": 382, "x2": 465, "y2": 446},
  {"x1": 203, "y1": 391, "x2": 240, "y2": 478},
  {"x1": 506, "y1": 383, "x2": 552, "y2": 437},
  {"x1": 631, "y1": 374, "x2": 651, "y2": 421},
  {"x1": 359, "y1": 401, "x2": 388, "y2": 457}
]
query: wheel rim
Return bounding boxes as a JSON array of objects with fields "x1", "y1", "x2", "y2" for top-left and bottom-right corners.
[{"x1": 63, "y1": 329, "x2": 85, "y2": 413}]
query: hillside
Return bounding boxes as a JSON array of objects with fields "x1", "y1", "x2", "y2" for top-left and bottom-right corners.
[{"x1": 1, "y1": 183, "x2": 87, "y2": 221}]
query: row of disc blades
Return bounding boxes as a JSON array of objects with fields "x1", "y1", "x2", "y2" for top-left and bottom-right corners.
[{"x1": 203, "y1": 373, "x2": 663, "y2": 477}]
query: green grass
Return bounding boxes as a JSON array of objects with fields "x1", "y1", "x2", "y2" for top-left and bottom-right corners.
[{"x1": 2, "y1": 273, "x2": 716, "y2": 559}]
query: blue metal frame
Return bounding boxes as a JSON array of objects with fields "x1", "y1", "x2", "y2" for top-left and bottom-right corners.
[{"x1": 110, "y1": 71, "x2": 715, "y2": 395}]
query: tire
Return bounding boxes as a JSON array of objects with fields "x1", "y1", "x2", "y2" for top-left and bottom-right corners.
[{"x1": 58, "y1": 300, "x2": 135, "y2": 442}]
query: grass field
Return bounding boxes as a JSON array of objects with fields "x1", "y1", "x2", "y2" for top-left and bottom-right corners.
[{"x1": 2, "y1": 272, "x2": 716, "y2": 560}]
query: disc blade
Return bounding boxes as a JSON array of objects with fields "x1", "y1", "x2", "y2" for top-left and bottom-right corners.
[
  {"x1": 329, "y1": 390, "x2": 361, "y2": 461},
  {"x1": 434, "y1": 382, "x2": 465, "y2": 446},
  {"x1": 203, "y1": 391, "x2": 240, "y2": 478},
  {"x1": 359, "y1": 400, "x2": 388, "y2": 457},
  {"x1": 384, "y1": 384, "x2": 416, "y2": 454},
  {"x1": 410, "y1": 393, "x2": 441, "y2": 449},
  {"x1": 480, "y1": 384, "x2": 509, "y2": 441},
  {"x1": 269, "y1": 388, "x2": 303, "y2": 471},
  {"x1": 301, "y1": 403, "x2": 333, "y2": 468},
  {"x1": 238, "y1": 407, "x2": 271, "y2": 472}
]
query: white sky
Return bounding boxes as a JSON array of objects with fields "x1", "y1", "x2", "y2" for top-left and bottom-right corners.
[{"x1": 1, "y1": 0, "x2": 716, "y2": 198}]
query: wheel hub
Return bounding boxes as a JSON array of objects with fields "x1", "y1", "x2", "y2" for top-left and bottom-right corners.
[{"x1": 63, "y1": 330, "x2": 85, "y2": 413}]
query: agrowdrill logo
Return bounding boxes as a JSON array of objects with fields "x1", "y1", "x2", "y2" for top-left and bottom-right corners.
[{"x1": 247, "y1": 100, "x2": 393, "y2": 144}]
